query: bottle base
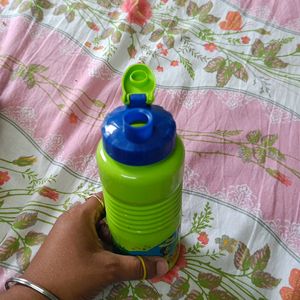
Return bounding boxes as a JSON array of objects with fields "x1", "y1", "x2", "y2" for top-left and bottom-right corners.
[{"x1": 112, "y1": 226, "x2": 181, "y2": 271}]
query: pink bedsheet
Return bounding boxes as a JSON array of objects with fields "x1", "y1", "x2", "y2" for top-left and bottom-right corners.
[{"x1": 0, "y1": 0, "x2": 300, "y2": 299}]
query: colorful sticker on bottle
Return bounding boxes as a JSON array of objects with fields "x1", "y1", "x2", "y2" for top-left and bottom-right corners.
[{"x1": 113, "y1": 226, "x2": 181, "y2": 269}]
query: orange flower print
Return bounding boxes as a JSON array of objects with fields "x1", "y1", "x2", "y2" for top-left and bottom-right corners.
[
  {"x1": 85, "y1": 42, "x2": 92, "y2": 48},
  {"x1": 198, "y1": 232, "x2": 209, "y2": 245},
  {"x1": 156, "y1": 43, "x2": 163, "y2": 49},
  {"x1": 69, "y1": 112, "x2": 78, "y2": 124},
  {"x1": 204, "y1": 43, "x2": 217, "y2": 52},
  {"x1": 93, "y1": 46, "x2": 104, "y2": 51},
  {"x1": 274, "y1": 172, "x2": 292, "y2": 186},
  {"x1": 280, "y1": 269, "x2": 300, "y2": 300},
  {"x1": 128, "y1": 44, "x2": 137, "y2": 58},
  {"x1": 160, "y1": 48, "x2": 168, "y2": 56},
  {"x1": 267, "y1": 169, "x2": 292, "y2": 186},
  {"x1": 87, "y1": 21, "x2": 99, "y2": 32},
  {"x1": 219, "y1": 11, "x2": 243, "y2": 31},
  {"x1": 170, "y1": 60, "x2": 179, "y2": 67},
  {"x1": 151, "y1": 244, "x2": 187, "y2": 284},
  {"x1": 241, "y1": 36, "x2": 250, "y2": 44},
  {"x1": 156, "y1": 66, "x2": 164, "y2": 72},
  {"x1": 0, "y1": 171, "x2": 10, "y2": 186},
  {"x1": 0, "y1": 0, "x2": 9, "y2": 7},
  {"x1": 122, "y1": 0, "x2": 152, "y2": 26},
  {"x1": 39, "y1": 186, "x2": 59, "y2": 201}
]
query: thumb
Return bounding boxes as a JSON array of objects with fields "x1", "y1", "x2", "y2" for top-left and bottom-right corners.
[{"x1": 108, "y1": 253, "x2": 169, "y2": 282}]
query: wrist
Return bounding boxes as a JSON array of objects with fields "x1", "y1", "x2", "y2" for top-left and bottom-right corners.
[
  {"x1": 23, "y1": 272, "x2": 72, "y2": 300},
  {"x1": 2, "y1": 284, "x2": 47, "y2": 300}
]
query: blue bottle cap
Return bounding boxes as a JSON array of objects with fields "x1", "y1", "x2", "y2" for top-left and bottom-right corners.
[{"x1": 101, "y1": 94, "x2": 176, "y2": 166}]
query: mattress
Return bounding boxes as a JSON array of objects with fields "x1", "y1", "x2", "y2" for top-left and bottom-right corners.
[{"x1": 0, "y1": 0, "x2": 300, "y2": 299}]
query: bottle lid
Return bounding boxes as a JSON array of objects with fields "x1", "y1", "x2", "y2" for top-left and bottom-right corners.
[
  {"x1": 101, "y1": 64, "x2": 176, "y2": 166},
  {"x1": 121, "y1": 64, "x2": 155, "y2": 105}
]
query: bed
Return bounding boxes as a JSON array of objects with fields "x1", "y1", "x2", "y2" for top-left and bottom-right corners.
[{"x1": 0, "y1": 0, "x2": 300, "y2": 299}]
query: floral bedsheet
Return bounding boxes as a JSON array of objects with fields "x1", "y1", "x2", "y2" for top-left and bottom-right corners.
[{"x1": 0, "y1": 0, "x2": 300, "y2": 299}]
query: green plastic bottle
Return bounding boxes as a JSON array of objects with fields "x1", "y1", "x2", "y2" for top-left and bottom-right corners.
[{"x1": 96, "y1": 64, "x2": 185, "y2": 268}]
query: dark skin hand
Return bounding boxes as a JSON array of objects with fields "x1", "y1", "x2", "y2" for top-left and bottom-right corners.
[{"x1": 1, "y1": 193, "x2": 169, "y2": 300}]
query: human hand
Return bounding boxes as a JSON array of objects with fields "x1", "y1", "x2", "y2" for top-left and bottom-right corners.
[{"x1": 2, "y1": 192, "x2": 169, "y2": 300}]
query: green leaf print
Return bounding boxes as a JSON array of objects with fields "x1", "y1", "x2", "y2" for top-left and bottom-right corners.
[
  {"x1": 246, "y1": 130, "x2": 262, "y2": 144},
  {"x1": 231, "y1": 62, "x2": 248, "y2": 82},
  {"x1": 53, "y1": 5, "x2": 67, "y2": 15},
  {"x1": 180, "y1": 56, "x2": 195, "y2": 80},
  {"x1": 16, "y1": 246, "x2": 32, "y2": 270},
  {"x1": 97, "y1": 0, "x2": 111, "y2": 9},
  {"x1": 13, "y1": 212, "x2": 38, "y2": 229},
  {"x1": 25, "y1": 74, "x2": 36, "y2": 89},
  {"x1": 239, "y1": 146, "x2": 252, "y2": 162},
  {"x1": 186, "y1": 1, "x2": 199, "y2": 17},
  {"x1": 93, "y1": 99, "x2": 106, "y2": 107},
  {"x1": 265, "y1": 42, "x2": 282, "y2": 57},
  {"x1": 267, "y1": 147, "x2": 285, "y2": 161},
  {"x1": 134, "y1": 283, "x2": 160, "y2": 299},
  {"x1": 140, "y1": 23, "x2": 155, "y2": 35},
  {"x1": 208, "y1": 289, "x2": 237, "y2": 300},
  {"x1": 161, "y1": 19, "x2": 178, "y2": 29},
  {"x1": 251, "y1": 271, "x2": 281, "y2": 288},
  {"x1": 0, "y1": 237, "x2": 20, "y2": 262},
  {"x1": 250, "y1": 245, "x2": 270, "y2": 271},
  {"x1": 36, "y1": 0, "x2": 53, "y2": 9},
  {"x1": 31, "y1": 6, "x2": 44, "y2": 22},
  {"x1": 28, "y1": 64, "x2": 48, "y2": 73},
  {"x1": 216, "y1": 65, "x2": 233, "y2": 87},
  {"x1": 198, "y1": 1, "x2": 213, "y2": 17},
  {"x1": 163, "y1": 35, "x2": 175, "y2": 49},
  {"x1": 175, "y1": 0, "x2": 188, "y2": 6},
  {"x1": 198, "y1": 272, "x2": 222, "y2": 289},
  {"x1": 111, "y1": 31, "x2": 122, "y2": 44},
  {"x1": 185, "y1": 290, "x2": 204, "y2": 300},
  {"x1": 168, "y1": 277, "x2": 190, "y2": 300},
  {"x1": 214, "y1": 130, "x2": 242, "y2": 137},
  {"x1": 234, "y1": 241, "x2": 251, "y2": 271},
  {"x1": 264, "y1": 57, "x2": 288, "y2": 69},
  {"x1": 106, "y1": 282, "x2": 129, "y2": 300},
  {"x1": 71, "y1": 2, "x2": 88, "y2": 10},
  {"x1": 261, "y1": 134, "x2": 278, "y2": 147},
  {"x1": 150, "y1": 29, "x2": 164, "y2": 42},
  {"x1": 251, "y1": 39, "x2": 265, "y2": 57},
  {"x1": 200, "y1": 14, "x2": 220, "y2": 24},
  {"x1": 25, "y1": 231, "x2": 47, "y2": 246},
  {"x1": 191, "y1": 203, "x2": 213, "y2": 233},
  {"x1": 64, "y1": 11, "x2": 75, "y2": 23},
  {"x1": 255, "y1": 28, "x2": 271, "y2": 35},
  {"x1": 204, "y1": 57, "x2": 225, "y2": 73},
  {"x1": 253, "y1": 147, "x2": 267, "y2": 164}
]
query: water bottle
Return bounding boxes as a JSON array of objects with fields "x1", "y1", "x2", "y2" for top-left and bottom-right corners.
[{"x1": 96, "y1": 64, "x2": 185, "y2": 269}]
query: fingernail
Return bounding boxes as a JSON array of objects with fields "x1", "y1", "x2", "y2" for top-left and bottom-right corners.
[{"x1": 156, "y1": 259, "x2": 169, "y2": 277}]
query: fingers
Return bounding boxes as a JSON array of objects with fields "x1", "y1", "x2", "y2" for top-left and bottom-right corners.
[
  {"x1": 83, "y1": 192, "x2": 105, "y2": 222},
  {"x1": 103, "y1": 252, "x2": 169, "y2": 282},
  {"x1": 96, "y1": 220, "x2": 112, "y2": 245}
]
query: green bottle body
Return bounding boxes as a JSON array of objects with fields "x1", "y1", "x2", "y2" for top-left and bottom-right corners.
[{"x1": 96, "y1": 137, "x2": 185, "y2": 267}]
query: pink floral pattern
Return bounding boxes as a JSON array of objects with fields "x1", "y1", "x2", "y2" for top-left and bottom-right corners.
[
  {"x1": 1, "y1": 0, "x2": 300, "y2": 298},
  {"x1": 0, "y1": 171, "x2": 10, "y2": 186},
  {"x1": 122, "y1": 0, "x2": 152, "y2": 26}
]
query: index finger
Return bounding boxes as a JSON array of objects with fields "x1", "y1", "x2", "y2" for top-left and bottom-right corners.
[{"x1": 83, "y1": 192, "x2": 105, "y2": 221}]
